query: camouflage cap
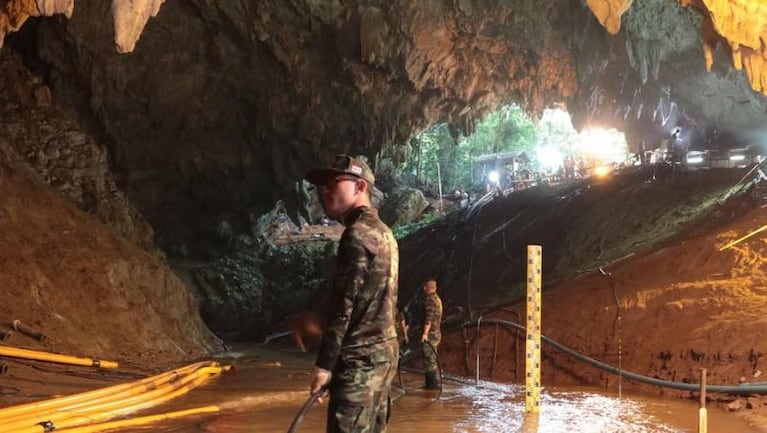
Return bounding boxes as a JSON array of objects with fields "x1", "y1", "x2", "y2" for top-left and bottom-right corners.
[{"x1": 305, "y1": 154, "x2": 375, "y2": 186}]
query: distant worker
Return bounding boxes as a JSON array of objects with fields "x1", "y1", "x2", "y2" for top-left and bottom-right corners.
[
  {"x1": 286, "y1": 310, "x2": 323, "y2": 352},
  {"x1": 306, "y1": 154, "x2": 399, "y2": 433},
  {"x1": 564, "y1": 155, "x2": 575, "y2": 179},
  {"x1": 420, "y1": 278, "x2": 443, "y2": 390}
]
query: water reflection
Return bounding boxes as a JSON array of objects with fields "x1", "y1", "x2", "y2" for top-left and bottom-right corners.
[
  {"x1": 141, "y1": 347, "x2": 756, "y2": 433},
  {"x1": 392, "y1": 378, "x2": 689, "y2": 433}
]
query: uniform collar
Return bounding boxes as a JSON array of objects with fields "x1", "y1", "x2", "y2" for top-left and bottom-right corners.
[{"x1": 343, "y1": 205, "x2": 371, "y2": 226}]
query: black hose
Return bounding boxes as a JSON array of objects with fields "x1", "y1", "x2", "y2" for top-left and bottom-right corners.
[
  {"x1": 466, "y1": 319, "x2": 767, "y2": 395},
  {"x1": 286, "y1": 388, "x2": 327, "y2": 433}
]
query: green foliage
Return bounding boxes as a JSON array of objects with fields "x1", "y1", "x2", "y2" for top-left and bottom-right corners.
[
  {"x1": 396, "y1": 105, "x2": 538, "y2": 192},
  {"x1": 537, "y1": 108, "x2": 577, "y2": 147}
]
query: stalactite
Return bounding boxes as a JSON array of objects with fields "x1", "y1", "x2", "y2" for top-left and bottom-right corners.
[
  {"x1": 112, "y1": 0, "x2": 165, "y2": 54},
  {"x1": 35, "y1": 0, "x2": 73, "y2": 17},
  {"x1": 1, "y1": 0, "x2": 165, "y2": 53},
  {"x1": 697, "y1": 0, "x2": 767, "y2": 94},
  {"x1": 586, "y1": 0, "x2": 635, "y2": 34},
  {"x1": 588, "y1": 0, "x2": 767, "y2": 95},
  {"x1": 0, "y1": 0, "x2": 45, "y2": 49}
]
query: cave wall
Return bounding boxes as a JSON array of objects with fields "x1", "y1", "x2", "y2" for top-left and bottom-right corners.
[
  {"x1": 0, "y1": 0, "x2": 764, "y2": 256},
  {"x1": 0, "y1": 50, "x2": 155, "y2": 250},
  {"x1": 21, "y1": 0, "x2": 580, "y2": 255}
]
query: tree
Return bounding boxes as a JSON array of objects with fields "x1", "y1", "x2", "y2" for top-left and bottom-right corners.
[{"x1": 397, "y1": 105, "x2": 537, "y2": 192}]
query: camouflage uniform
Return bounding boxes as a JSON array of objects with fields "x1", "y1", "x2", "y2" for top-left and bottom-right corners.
[
  {"x1": 316, "y1": 206, "x2": 399, "y2": 433},
  {"x1": 422, "y1": 292, "x2": 443, "y2": 381}
]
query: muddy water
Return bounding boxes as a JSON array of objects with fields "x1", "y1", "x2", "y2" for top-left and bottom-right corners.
[{"x1": 141, "y1": 345, "x2": 759, "y2": 433}]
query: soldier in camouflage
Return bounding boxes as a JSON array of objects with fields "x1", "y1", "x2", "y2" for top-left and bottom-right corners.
[
  {"x1": 420, "y1": 278, "x2": 443, "y2": 389},
  {"x1": 306, "y1": 155, "x2": 399, "y2": 433}
]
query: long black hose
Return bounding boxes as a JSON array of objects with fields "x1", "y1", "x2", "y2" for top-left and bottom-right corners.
[
  {"x1": 286, "y1": 388, "x2": 327, "y2": 433},
  {"x1": 467, "y1": 319, "x2": 767, "y2": 395}
]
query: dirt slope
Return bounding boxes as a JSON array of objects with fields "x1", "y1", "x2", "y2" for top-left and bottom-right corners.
[{"x1": 0, "y1": 141, "x2": 219, "y2": 379}]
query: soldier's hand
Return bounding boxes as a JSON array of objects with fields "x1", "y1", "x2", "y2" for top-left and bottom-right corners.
[
  {"x1": 310, "y1": 366, "x2": 332, "y2": 403},
  {"x1": 421, "y1": 333, "x2": 428, "y2": 343}
]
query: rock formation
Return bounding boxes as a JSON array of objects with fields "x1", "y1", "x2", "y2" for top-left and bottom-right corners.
[
  {"x1": 587, "y1": 0, "x2": 767, "y2": 95},
  {"x1": 1, "y1": 0, "x2": 161, "y2": 52},
  {"x1": 0, "y1": 1, "x2": 763, "y2": 255}
]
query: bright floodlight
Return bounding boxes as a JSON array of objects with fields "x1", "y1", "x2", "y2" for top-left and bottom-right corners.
[
  {"x1": 488, "y1": 170, "x2": 500, "y2": 184},
  {"x1": 579, "y1": 128, "x2": 628, "y2": 164},
  {"x1": 537, "y1": 146, "x2": 563, "y2": 169},
  {"x1": 594, "y1": 165, "x2": 610, "y2": 177},
  {"x1": 687, "y1": 155, "x2": 704, "y2": 164}
]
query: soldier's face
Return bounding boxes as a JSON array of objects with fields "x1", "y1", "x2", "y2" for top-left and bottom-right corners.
[
  {"x1": 423, "y1": 280, "x2": 437, "y2": 294},
  {"x1": 322, "y1": 175, "x2": 363, "y2": 219}
]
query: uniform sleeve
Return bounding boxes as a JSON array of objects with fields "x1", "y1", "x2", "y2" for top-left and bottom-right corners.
[
  {"x1": 315, "y1": 228, "x2": 369, "y2": 371},
  {"x1": 424, "y1": 296, "x2": 437, "y2": 328}
]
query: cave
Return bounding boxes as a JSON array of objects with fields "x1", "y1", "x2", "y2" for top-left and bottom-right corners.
[{"x1": 1, "y1": 0, "x2": 767, "y2": 431}]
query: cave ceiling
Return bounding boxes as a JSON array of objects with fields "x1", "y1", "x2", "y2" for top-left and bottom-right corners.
[{"x1": 0, "y1": 0, "x2": 765, "y2": 253}]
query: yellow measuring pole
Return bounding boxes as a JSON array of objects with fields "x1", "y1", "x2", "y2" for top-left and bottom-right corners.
[
  {"x1": 699, "y1": 368, "x2": 708, "y2": 433},
  {"x1": 525, "y1": 245, "x2": 542, "y2": 413}
]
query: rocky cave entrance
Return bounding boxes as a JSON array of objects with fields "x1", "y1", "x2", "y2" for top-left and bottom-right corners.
[{"x1": 2, "y1": 0, "x2": 767, "y2": 431}]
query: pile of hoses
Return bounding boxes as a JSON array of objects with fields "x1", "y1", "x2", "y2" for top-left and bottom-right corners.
[
  {"x1": 464, "y1": 318, "x2": 767, "y2": 395},
  {"x1": 0, "y1": 360, "x2": 230, "y2": 433}
]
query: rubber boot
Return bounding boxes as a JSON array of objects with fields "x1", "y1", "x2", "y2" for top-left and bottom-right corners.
[{"x1": 424, "y1": 370, "x2": 441, "y2": 390}]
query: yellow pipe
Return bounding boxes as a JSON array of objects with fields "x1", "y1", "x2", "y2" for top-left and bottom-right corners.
[
  {"x1": 0, "y1": 344, "x2": 119, "y2": 369},
  {"x1": 52, "y1": 405, "x2": 221, "y2": 433},
  {"x1": 0, "y1": 367, "x2": 222, "y2": 431},
  {"x1": 9, "y1": 367, "x2": 221, "y2": 433},
  {"x1": 0, "y1": 361, "x2": 213, "y2": 419},
  {"x1": 4, "y1": 366, "x2": 226, "y2": 433},
  {"x1": 0, "y1": 363, "x2": 215, "y2": 425},
  {"x1": 718, "y1": 223, "x2": 767, "y2": 251},
  {"x1": 64, "y1": 366, "x2": 223, "y2": 415}
]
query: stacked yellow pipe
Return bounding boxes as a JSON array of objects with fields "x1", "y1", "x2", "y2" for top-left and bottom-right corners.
[
  {"x1": 0, "y1": 345, "x2": 119, "y2": 369},
  {"x1": 0, "y1": 361, "x2": 211, "y2": 419},
  {"x1": 5, "y1": 366, "x2": 225, "y2": 433},
  {"x1": 54, "y1": 405, "x2": 222, "y2": 433},
  {"x1": 0, "y1": 361, "x2": 229, "y2": 433}
]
